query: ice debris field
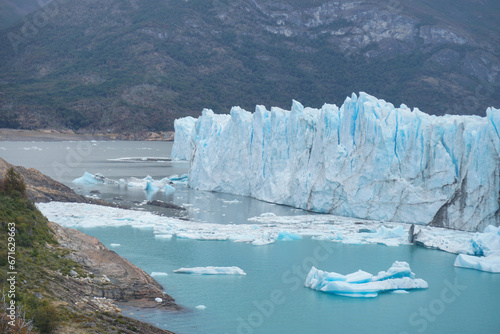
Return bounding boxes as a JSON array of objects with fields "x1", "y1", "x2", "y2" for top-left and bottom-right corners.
[
  {"x1": 172, "y1": 92, "x2": 500, "y2": 232},
  {"x1": 305, "y1": 261, "x2": 428, "y2": 298},
  {"x1": 38, "y1": 202, "x2": 500, "y2": 273},
  {"x1": 72, "y1": 172, "x2": 188, "y2": 193}
]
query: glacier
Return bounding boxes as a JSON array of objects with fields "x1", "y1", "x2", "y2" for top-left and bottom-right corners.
[
  {"x1": 171, "y1": 116, "x2": 197, "y2": 161},
  {"x1": 172, "y1": 92, "x2": 500, "y2": 232},
  {"x1": 304, "y1": 261, "x2": 428, "y2": 298}
]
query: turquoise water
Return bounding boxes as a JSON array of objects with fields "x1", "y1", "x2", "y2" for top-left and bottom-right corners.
[
  {"x1": 81, "y1": 226, "x2": 500, "y2": 334},
  {"x1": 2, "y1": 141, "x2": 500, "y2": 333}
]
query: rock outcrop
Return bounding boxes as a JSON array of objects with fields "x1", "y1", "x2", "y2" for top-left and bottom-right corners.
[{"x1": 48, "y1": 221, "x2": 180, "y2": 310}]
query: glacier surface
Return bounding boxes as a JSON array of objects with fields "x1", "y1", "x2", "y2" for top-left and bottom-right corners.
[
  {"x1": 305, "y1": 261, "x2": 428, "y2": 298},
  {"x1": 173, "y1": 92, "x2": 500, "y2": 231}
]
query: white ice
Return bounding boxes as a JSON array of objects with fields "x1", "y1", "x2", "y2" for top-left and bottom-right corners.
[
  {"x1": 173, "y1": 266, "x2": 246, "y2": 275},
  {"x1": 72, "y1": 172, "x2": 178, "y2": 193},
  {"x1": 173, "y1": 92, "x2": 500, "y2": 232},
  {"x1": 38, "y1": 202, "x2": 478, "y2": 254},
  {"x1": 305, "y1": 261, "x2": 428, "y2": 298},
  {"x1": 73, "y1": 172, "x2": 119, "y2": 185},
  {"x1": 171, "y1": 116, "x2": 197, "y2": 161},
  {"x1": 453, "y1": 225, "x2": 500, "y2": 273},
  {"x1": 151, "y1": 272, "x2": 169, "y2": 277}
]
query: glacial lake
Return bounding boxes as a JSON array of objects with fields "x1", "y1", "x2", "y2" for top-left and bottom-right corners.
[{"x1": 1, "y1": 141, "x2": 499, "y2": 333}]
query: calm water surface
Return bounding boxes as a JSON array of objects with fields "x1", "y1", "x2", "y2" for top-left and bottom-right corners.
[{"x1": 1, "y1": 141, "x2": 499, "y2": 334}]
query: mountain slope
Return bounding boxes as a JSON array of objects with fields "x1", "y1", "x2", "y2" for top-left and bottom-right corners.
[{"x1": 0, "y1": 0, "x2": 499, "y2": 132}]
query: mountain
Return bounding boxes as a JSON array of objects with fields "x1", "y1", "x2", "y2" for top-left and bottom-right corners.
[
  {"x1": 0, "y1": 0, "x2": 499, "y2": 132},
  {"x1": 0, "y1": 0, "x2": 45, "y2": 30}
]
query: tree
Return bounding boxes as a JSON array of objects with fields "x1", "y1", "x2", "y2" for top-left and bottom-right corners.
[{"x1": 3, "y1": 167, "x2": 27, "y2": 197}]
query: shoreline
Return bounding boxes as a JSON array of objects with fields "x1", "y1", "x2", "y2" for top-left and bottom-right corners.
[{"x1": 0, "y1": 128, "x2": 174, "y2": 142}]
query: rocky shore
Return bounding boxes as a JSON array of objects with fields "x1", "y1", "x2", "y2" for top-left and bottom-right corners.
[{"x1": 0, "y1": 157, "x2": 181, "y2": 333}]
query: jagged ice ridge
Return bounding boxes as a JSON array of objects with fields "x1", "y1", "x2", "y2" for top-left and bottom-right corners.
[{"x1": 172, "y1": 92, "x2": 500, "y2": 232}]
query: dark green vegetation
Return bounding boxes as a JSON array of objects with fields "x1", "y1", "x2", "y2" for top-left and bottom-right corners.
[
  {"x1": 0, "y1": 169, "x2": 168, "y2": 333},
  {"x1": 0, "y1": 0, "x2": 499, "y2": 132},
  {"x1": 0, "y1": 168, "x2": 67, "y2": 332}
]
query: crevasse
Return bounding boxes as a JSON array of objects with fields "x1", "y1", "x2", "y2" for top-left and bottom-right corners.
[{"x1": 172, "y1": 92, "x2": 500, "y2": 231}]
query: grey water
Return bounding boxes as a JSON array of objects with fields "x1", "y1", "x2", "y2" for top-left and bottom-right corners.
[{"x1": 1, "y1": 141, "x2": 499, "y2": 333}]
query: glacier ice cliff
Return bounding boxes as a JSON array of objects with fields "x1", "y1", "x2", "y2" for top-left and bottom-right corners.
[
  {"x1": 172, "y1": 116, "x2": 197, "y2": 161},
  {"x1": 172, "y1": 92, "x2": 500, "y2": 231}
]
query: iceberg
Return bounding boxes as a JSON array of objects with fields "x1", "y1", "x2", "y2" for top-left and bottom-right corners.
[
  {"x1": 73, "y1": 172, "x2": 119, "y2": 185},
  {"x1": 173, "y1": 92, "x2": 500, "y2": 231},
  {"x1": 173, "y1": 266, "x2": 246, "y2": 275},
  {"x1": 454, "y1": 252, "x2": 500, "y2": 273},
  {"x1": 454, "y1": 225, "x2": 500, "y2": 273},
  {"x1": 305, "y1": 261, "x2": 428, "y2": 298}
]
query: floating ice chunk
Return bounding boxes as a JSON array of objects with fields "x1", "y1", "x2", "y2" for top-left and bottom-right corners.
[
  {"x1": 73, "y1": 172, "x2": 118, "y2": 185},
  {"x1": 467, "y1": 225, "x2": 500, "y2": 256},
  {"x1": 260, "y1": 212, "x2": 276, "y2": 217},
  {"x1": 173, "y1": 266, "x2": 246, "y2": 275},
  {"x1": 453, "y1": 225, "x2": 500, "y2": 273},
  {"x1": 163, "y1": 183, "x2": 176, "y2": 193},
  {"x1": 372, "y1": 261, "x2": 415, "y2": 281},
  {"x1": 155, "y1": 298, "x2": 163, "y2": 303},
  {"x1": 305, "y1": 261, "x2": 427, "y2": 298},
  {"x1": 110, "y1": 243, "x2": 121, "y2": 247},
  {"x1": 392, "y1": 290, "x2": 410, "y2": 294},
  {"x1": 155, "y1": 234, "x2": 173, "y2": 239},
  {"x1": 222, "y1": 199, "x2": 241, "y2": 204},
  {"x1": 454, "y1": 252, "x2": 500, "y2": 273},
  {"x1": 196, "y1": 305, "x2": 207, "y2": 310},
  {"x1": 277, "y1": 231, "x2": 303, "y2": 241},
  {"x1": 151, "y1": 272, "x2": 169, "y2": 277},
  {"x1": 252, "y1": 233, "x2": 276, "y2": 245},
  {"x1": 169, "y1": 174, "x2": 189, "y2": 182},
  {"x1": 145, "y1": 181, "x2": 160, "y2": 192}
]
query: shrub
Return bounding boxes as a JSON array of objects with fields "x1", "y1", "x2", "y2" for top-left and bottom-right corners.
[{"x1": 3, "y1": 167, "x2": 26, "y2": 197}]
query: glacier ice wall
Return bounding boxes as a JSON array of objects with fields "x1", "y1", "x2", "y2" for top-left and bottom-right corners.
[
  {"x1": 173, "y1": 93, "x2": 500, "y2": 231},
  {"x1": 171, "y1": 116, "x2": 197, "y2": 161}
]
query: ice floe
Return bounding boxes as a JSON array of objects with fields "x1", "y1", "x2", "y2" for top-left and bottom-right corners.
[
  {"x1": 37, "y1": 202, "x2": 478, "y2": 253},
  {"x1": 305, "y1": 261, "x2": 428, "y2": 298},
  {"x1": 453, "y1": 225, "x2": 500, "y2": 273},
  {"x1": 173, "y1": 266, "x2": 246, "y2": 275},
  {"x1": 73, "y1": 172, "x2": 119, "y2": 185},
  {"x1": 38, "y1": 202, "x2": 500, "y2": 274},
  {"x1": 151, "y1": 272, "x2": 169, "y2": 277},
  {"x1": 72, "y1": 172, "x2": 180, "y2": 193}
]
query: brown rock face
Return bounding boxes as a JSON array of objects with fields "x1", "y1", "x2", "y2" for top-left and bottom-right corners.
[
  {"x1": 49, "y1": 221, "x2": 180, "y2": 310},
  {"x1": 0, "y1": 157, "x2": 128, "y2": 209},
  {"x1": 0, "y1": 157, "x2": 89, "y2": 203}
]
